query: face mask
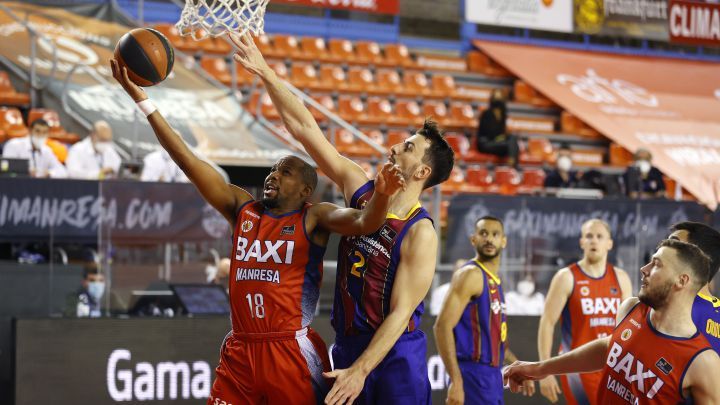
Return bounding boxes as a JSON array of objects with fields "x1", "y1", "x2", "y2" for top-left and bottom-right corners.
[
  {"x1": 32, "y1": 136, "x2": 47, "y2": 149},
  {"x1": 94, "y1": 142, "x2": 111, "y2": 154},
  {"x1": 517, "y1": 280, "x2": 535, "y2": 296},
  {"x1": 88, "y1": 281, "x2": 105, "y2": 301},
  {"x1": 637, "y1": 160, "x2": 651, "y2": 175},
  {"x1": 557, "y1": 156, "x2": 572, "y2": 172}
]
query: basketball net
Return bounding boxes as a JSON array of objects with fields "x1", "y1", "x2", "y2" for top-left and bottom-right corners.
[{"x1": 175, "y1": 0, "x2": 269, "y2": 39}]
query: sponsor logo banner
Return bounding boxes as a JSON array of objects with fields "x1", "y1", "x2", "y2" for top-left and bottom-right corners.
[
  {"x1": 575, "y1": 0, "x2": 668, "y2": 40},
  {"x1": 669, "y1": 0, "x2": 720, "y2": 46},
  {"x1": 273, "y1": 0, "x2": 399, "y2": 15},
  {"x1": 465, "y1": 0, "x2": 573, "y2": 33}
]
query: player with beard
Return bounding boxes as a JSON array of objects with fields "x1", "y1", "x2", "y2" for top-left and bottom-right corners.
[
  {"x1": 434, "y1": 216, "x2": 535, "y2": 405},
  {"x1": 537, "y1": 219, "x2": 632, "y2": 404},
  {"x1": 111, "y1": 59, "x2": 406, "y2": 405},
  {"x1": 668, "y1": 222, "x2": 720, "y2": 353},
  {"x1": 504, "y1": 239, "x2": 720, "y2": 404}
]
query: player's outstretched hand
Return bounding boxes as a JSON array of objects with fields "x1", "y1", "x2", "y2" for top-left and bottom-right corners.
[
  {"x1": 323, "y1": 367, "x2": 365, "y2": 405},
  {"x1": 109, "y1": 59, "x2": 147, "y2": 103},
  {"x1": 539, "y1": 375, "x2": 562, "y2": 403},
  {"x1": 502, "y1": 361, "x2": 546, "y2": 394},
  {"x1": 229, "y1": 33, "x2": 272, "y2": 78},
  {"x1": 445, "y1": 381, "x2": 464, "y2": 405},
  {"x1": 374, "y1": 162, "x2": 406, "y2": 197}
]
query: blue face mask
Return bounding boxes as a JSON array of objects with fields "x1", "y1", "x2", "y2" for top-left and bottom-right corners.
[{"x1": 88, "y1": 281, "x2": 105, "y2": 301}]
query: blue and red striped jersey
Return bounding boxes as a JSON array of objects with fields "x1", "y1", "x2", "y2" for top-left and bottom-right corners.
[{"x1": 692, "y1": 292, "x2": 720, "y2": 354}]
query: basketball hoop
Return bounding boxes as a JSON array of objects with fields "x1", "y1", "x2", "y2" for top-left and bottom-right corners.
[{"x1": 175, "y1": 0, "x2": 269, "y2": 39}]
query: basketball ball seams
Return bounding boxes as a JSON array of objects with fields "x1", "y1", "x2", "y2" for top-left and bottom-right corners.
[
  {"x1": 118, "y1": 33, "x2": 161, "y2": 85},
  {"x1": 135, "y1": 29, "x2": 168, "y2": 79},
  {"x1": 146, "y1": 28, "x2": 175, "y2": 78}
]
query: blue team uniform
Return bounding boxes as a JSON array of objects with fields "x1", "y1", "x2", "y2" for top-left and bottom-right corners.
[
  {"x1": 692, "y1": 292, "x2": 720, "y2": 353},
  {"x1": 331, "y1": 181, "x2": 432, "y2": 404},
  {"x1": 453, "y1": 260, "x2": 507, "y2": 405}
]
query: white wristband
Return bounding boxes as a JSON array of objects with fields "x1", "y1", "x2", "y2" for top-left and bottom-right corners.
[{"x1": 136, "y1": 99, "x2": 157, "y2": 117}]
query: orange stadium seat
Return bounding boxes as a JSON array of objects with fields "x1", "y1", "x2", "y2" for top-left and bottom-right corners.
[
  {"x1": 333, "y1": 128, "x2": 381, "y2": 158},
  {"x1": 448, "y1": 102, "x2": 476, "y2": 130},
  {"x1": 514, "y1": 80, "x2": 555, "y2": 108},
  {"x1": 194, "y1": 30, "x2": 232, "y2": 55},
  {"x1": 290, "y1": 63, "x2": 320, "y2": 90},
  {"x1": 441, "y1": 166, "x2": 466, "y2": 194},
  {"x1": 561, "y1": 111, "x2": 601, "y2": 138},
  {"x1": 337, "y1": 96, "x2": 366, "y2": 123},
  {"x1": 346, "y1": 67, "x2": 375, "y2": 94},
  {"x1": 422, "y1": 100, "x2": 450, "y2": 128},
  {"x1": 402, "y1": 71, "x2": 432, "y2": 97},
  {"x1": 28, "y1": 108, "x2": 79, "y2": 143},
  {"x1": 273, "y1": 34, "x2": 303, "y2": 60},
  {"x1": 430, "y1": 74, "x2": 456, "y2": 99},
  {"x1": 307, "y1": 94, "x2": 336, "y2": 124},
  {"x1": 466, "y1": 50, "x2": 512, "y2": 77},
  {"x1": 466, "y1": 166, "x2": 492, "y2": 190},
  {"x1": 361, "y1": 98, "x2": 393, "y2": 126},
  {"x1": 609, "y1": 143, "x2": 634, "y2": 167},
  {"x1": 389, "y1": 100, "x2": 423, "y2": 127},
  {"x1": 355, "y1": 41, "x2": 384, "y2": 65},
  {"x1": 494, "y1": 166, "x2": 520, "y2": 195},
  {"x1": 0, "y1": 106, "x2": 28, "y2": 139},
  {"x1": 318, "y1": 65, "x2": 348, "y2": 92},
  {"x1": 244, "y1": 93, "x2": 280, "y2": 120},
  {"x1": 373, "y1": 69, "x2": 404, "y2": 96},
  {"x1": 328, "y1": 39, "x2": 356, "y2": 64},
  {"x1": 253, "y1": 35, "x2": 278, "y2": 58},
  {"x1": 270, "y1": 61, "x2": 289, "y2": 80},
  {"x1": 200, "y1": 57, "x2": 233, "y2": 85},
  {"x1": 153, "y1": 24, "x2": 199, "y2": 54},
  {"x1": 443, "y1": 133, "x2": 470, "y2": 157},
  {"x1": 527, "y1": 137, "x2": 554, "y2": 163},
  {"x1": 381, "y1": 44, "x2": 415, "y2": 68},
  {"x1": 386, "y1": 130, "x2": 409, "y2": 148},
  {"x1": 299, "y1": 37, "x2": 331, "y2": 62},
  {"x1": 519, "y1": 168, "x2": 546, "y2": 194},
  {"x1": 0, "y1": 71, "x2": 30, "y2": 106}
]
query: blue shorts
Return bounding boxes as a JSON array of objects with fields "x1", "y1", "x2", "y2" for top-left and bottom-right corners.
[
  {"x1": 458, "y1": 361, "x2": 504, "y2": 405},
  {"x1": 331, "y1": 330, "x2": 431, "y2": 405}
]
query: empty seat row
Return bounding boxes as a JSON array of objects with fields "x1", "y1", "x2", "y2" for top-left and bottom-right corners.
[
  {"x1": 0, "y1": 107, "x2": 78, "y2": 144},
  {"x1": 0, "y1": 71, "x2": 30, "y2": 107}
]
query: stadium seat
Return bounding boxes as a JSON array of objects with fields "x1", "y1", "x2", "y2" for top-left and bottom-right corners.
[
  {"x1": 153, "y1": 24, "x2": 200, "y2": 54},
  {"x1": 430, "y1": 74, "x2": 456, "y2": 99},
  {"x1": 289, "y1": 63, "x2": 320, "y2": 90},
  {"x1": 337, "y1": 96, "x2": 366, "y2": 123},
  {"x1": 561, "y1": 111, "x2": 601, "y2": 138},
  {"x1": 466, "y1": 50, "x2": 512, "y2": 77},
  {"x1": 380, "y1": 44, "x2": 415, "y2": 68},
  {"x1": 513, "y1": 80, "x2": 556, "y2": 108},
  {"x1": 307, "y1": 94, "x2": 336, "y2": 124},
  {"x1": 355, "y1": 41, "x2": 384, "y2": 65},
  {"x1": 253, "y1": 34, "x2": 278, "y2": 58},
  {"x1": 361, "y1": 98, "x2": 393, "y2": 126},
  {"x1": 194, "y1": 30, "x2": 232, "y2": 55},
  {"x1": 299, "y1": 36, "x2": 331, "y2": 62},
  {"x1": 441, "y1": 166, "x2": 466, "y2": 194},
  {"x1": 270, "y1": 61, "x2": 289, "y2": 80},
  {"x1": 28, "y1": 109, "x2": 79, "y2": 143},
  {"x1": 346, "y1": 68, "x2": 375, "y2": 94},
  {"x1": 466, "y1": 166, "x2": 492, "y2": 189},
  {"x1": 386, "y1": 130, "x2": 409, "y2": 148},
  {"x1": 333, "y1": 128, "x2": 381, "y2": 158},
  {"x1": 609, "y1": 143, "x2": 634, "y2": 167},
  {"x1": 0, "y1": 71, "x2": 30, "y2": 106},
  {"x1": 518, "y1": 168, "x2": 546, "y2": 194},
  {"x1": 328, "y1": 39, "x2": 356, "y2": 64},
  {"x1": 200, "y1": 57, "x2": 233, "y2": 85},
  {"x1": 402, "y1": 71, "x2": 431, "y2": 97},
  {"x1": 447, "y1": 102, "x2": 476, "y2": 130},
  {"x1": 416, "y1": 54, "x2": 467, "y2": 72},
  {"x1": 526, "y1": 137, "x2": 554, "y2": 163},
  {"x1": 0, "y1": 106, "x2": 28, "y2": 139},
  {"x1": 443, "y1": 133, "x2": 470, "y2": 157},
  {"x1": 388, "y1": 100, "x2": 423, "y2": 127},
  {"x1": 422, "y1": 100, "x2": 450, "y2": 128},
  {"x1": 373, "y1": 69, "x2": 404, "y2": 96},
  {"x1": 318, "y1": 65, "x2": 348, "y2": 92},
  {"x1": 273, "y1": 34, "x2": 303, "y2": 60},
  {"x1": 494, "y1": 166, "x2": 520, "y2": 195}
]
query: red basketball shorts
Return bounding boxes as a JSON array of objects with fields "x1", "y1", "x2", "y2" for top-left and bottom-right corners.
[{"x1": 207, "y1": 327, "x2": 330, "y2": 405}]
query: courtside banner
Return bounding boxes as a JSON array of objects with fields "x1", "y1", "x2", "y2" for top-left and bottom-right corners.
[
  {"x1": 273, "y1": 0, "x2": 399, "y2": 14},
  {"x1": 574, "y1": 0, "x2": 668, "y2": 40},
  {"x1": 476, "y1": 40, "x2": 720, "y2": 209},
  {"x1": 465, "y1": 0, "x2": 573, "y2": 33},
  {"x1": 0, "y1": 177, "x2": 229, "y2": 243},
  {"x1": 0, "y1": 2, "x2": 295, "y2": 166},
  {"x1": 669, "y1": 0, "x2": 720, "y2": 46}
]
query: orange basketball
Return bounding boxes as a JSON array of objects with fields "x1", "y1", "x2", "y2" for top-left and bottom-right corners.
[{"x1": 114, "y1": 28, "x2": 174, "y2": 87}]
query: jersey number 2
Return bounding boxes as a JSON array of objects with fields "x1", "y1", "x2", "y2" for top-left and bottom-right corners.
[
  {"x1": 246, "y1": 293, "x2": 265, "y2": 318},
  {"x1": 350, "y1": 251, "x2": 366, "y2": 277}
]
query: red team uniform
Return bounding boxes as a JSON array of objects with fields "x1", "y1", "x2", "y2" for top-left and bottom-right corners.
[
  {"x1": 598, "y1": 302, "x2": 712, "y2": 404},
  {"x1": 560, "y1": 262, "x2": 623, "y2": 405},
  {"x1": 209, "y1": 201, "x2": 331, "y2": 405}
]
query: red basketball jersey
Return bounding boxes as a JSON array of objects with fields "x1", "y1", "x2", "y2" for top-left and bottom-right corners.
[
  {"x1": 229, "y1": 201, "x2": 325, "y2": 334},
  {"x1": 560, "y1": 262, "x2": 623, "y2": 405},
  {"x1": 598, "y1": 303, "x2": 713, "y2": 404}
]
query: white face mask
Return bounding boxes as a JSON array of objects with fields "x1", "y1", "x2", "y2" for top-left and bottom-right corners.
[
  {"x1": 557, "y1": 156, "x2": 572, "y2": 172},
  {"x1": 637, "y1": 160, "x2": 651, "y2": 175},
  {"x1": 517, "y1": 280, "x2": 535, "y2": 296},
  {"x1": 94, "y1": 141, "x2": 112, "y2": 154},
  {"x1": 88, "y1": 281, "x2": 105, "y2": 301},
  {"x1": 32, "y1": 136, "x2": 47, "y2": 149}
]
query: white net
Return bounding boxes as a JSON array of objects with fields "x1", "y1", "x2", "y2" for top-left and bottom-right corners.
[{"x1": 175, "y1": 0, "x2": 269, "y2": 39}]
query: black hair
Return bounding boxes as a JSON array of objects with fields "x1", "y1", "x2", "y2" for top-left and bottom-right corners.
[
  {"x1": 417, "y1": 118, "x2": 455, "y2": 189},
  {"x1": 83, "y1": 264, "x2": 100, "y2": 280},
  {"x1": 476, "y1": 215, "x2": 504, "y2": 231},
  {"x1": 658, "y1": 239, "x2": 711, "y2": 290},
  {"x1": 30, "y1": 118, "x2": 49, "y2": 129},
  {"x1": 669, "y1": 222, "x2": 720, "y2": 283}
]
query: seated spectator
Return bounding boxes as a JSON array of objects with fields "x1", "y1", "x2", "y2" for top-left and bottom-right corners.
[
  {"x1": 140, "y1": 148, "x2": 190, "y2": 183},
  {"x1": 2, "y1": 118, "x2": 67, "y2": 178},
  {"x1": 66, "y1": 120, "x2": 122, "y2": 179},
  {"x1": 67, "y1": 264, "x2": 105, "y2": 318},
  {"x1": 544, "y1": 143, "x2": 581, "y2": 188},
  {"x1": 476, "y1": 89, "x2": 519, "y2": 167},
  {"x1": 505, "y1": 273, "x2": 545, "y2": 315},
  {"x1": 623, "y1": 148, "x2": 665, "y2": 199}
]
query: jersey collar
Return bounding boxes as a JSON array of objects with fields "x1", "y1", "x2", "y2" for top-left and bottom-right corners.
[
  {"x1": 386, "y1": 201, "x2": 421, "y2": 220},
  {"x1": 697, "y1": 291, "x2": 720, "y2": 308},
  {"x1": 472, "y1": 259, "x2": 502, "y2": 285}
]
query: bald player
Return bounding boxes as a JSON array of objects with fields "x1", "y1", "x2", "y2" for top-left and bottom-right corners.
[{"x1": 538, "y1": 219, "x2": 633, "y2": 404}]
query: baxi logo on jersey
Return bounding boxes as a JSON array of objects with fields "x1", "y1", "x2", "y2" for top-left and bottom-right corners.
[
  {"x1": 605, "y1": 342, "x2": 665, "y2": 401},
  {"x1": 581, "y1": 297, "x2": 621, "y2": 315},
  {"x1": 235, "y1": 236, "x2": 295, "y2": 264}
]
